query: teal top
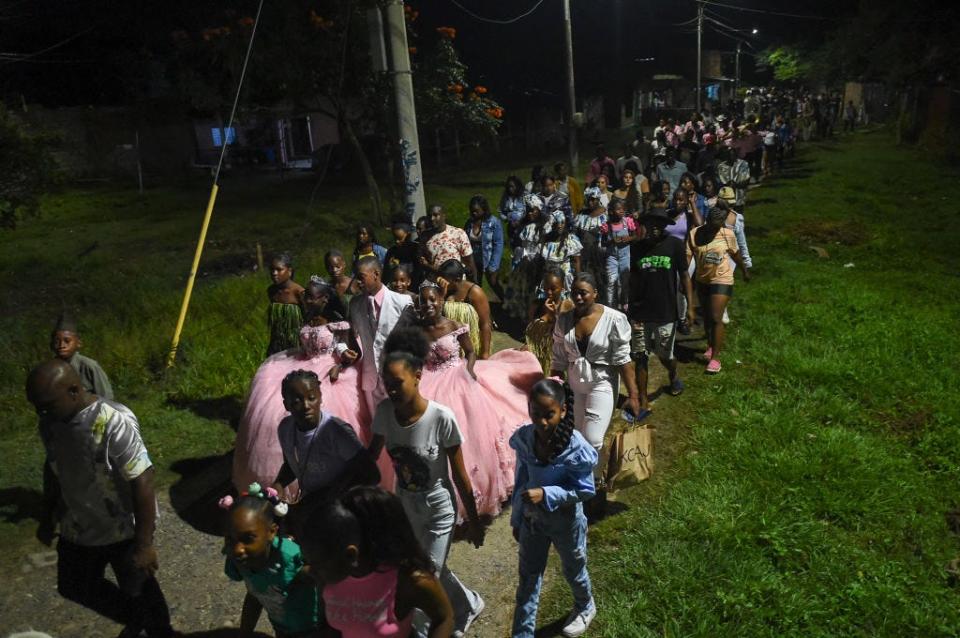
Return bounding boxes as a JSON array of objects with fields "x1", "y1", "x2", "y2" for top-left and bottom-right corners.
[{"x1": 224, "y1": 536, "x2": 319, "y2": 634}]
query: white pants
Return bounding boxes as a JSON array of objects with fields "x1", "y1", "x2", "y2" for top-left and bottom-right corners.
[{"x1": 568, "y1": 373, "x2": 616, "y2": 452}]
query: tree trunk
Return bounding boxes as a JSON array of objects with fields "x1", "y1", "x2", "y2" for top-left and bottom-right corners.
[{"x1": 341, "y1": 116, "x2": 383, "y2": 225}]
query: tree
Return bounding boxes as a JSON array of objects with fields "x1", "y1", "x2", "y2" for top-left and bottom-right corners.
[
  {"x1": 0, "y1": 105, "x2": 58, "y2": 229},
  {"x1": 409, "y1": 21, "x2": 503, "y2": 160},
  {"x1": 758, "y1": 46, "x2": 812, "y2": 84}
]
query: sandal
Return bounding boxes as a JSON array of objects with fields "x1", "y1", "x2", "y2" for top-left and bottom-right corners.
[{"x1": 705, "y1": 359, "x2": 722, "y2": 374}]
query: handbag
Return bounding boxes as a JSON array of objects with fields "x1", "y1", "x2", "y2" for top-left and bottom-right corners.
[{"x1": 605, "y1": 424, "x2": 654, "y2": 491}]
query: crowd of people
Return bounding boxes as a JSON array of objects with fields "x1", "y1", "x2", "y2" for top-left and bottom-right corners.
[{"x1": 23, "y1": 92, "x2": 841, "y2": 637}]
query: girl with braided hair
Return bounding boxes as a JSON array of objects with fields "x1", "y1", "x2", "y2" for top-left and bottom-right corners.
[{"x1": 509, "y1": 379, "x2": 598, "y2": 638}]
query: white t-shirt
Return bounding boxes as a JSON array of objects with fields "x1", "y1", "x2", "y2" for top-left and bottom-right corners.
[{"x1": 372, "y1": 400, "x2": 462, "y2": 493}]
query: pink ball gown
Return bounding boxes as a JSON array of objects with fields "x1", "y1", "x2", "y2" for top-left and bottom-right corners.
[
  {"x1": 418, "y1": 325, "x2": 544, "y2": 517},
  {"x1": 232, "y1": 321, "x2": 370, "y2": 496}
]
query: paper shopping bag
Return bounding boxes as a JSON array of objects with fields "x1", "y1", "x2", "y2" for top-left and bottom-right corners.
[{"x1": 606, "y1": 425, "x2": 654, "y2": 490}]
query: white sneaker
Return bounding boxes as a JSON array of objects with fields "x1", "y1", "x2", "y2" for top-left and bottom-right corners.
[
  {"x1": 561, "y1": 605, "x2": 597, "y2": 637},
  {"x1": 453, "y1": 594, "x2": 485, "y2": 637}
]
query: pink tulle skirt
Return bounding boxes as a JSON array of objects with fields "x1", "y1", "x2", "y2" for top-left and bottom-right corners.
[
  {"x1": 418, "y1": 349, "x2": 543, "y2": 517},
  {"x1": 232, "y1": 350, "x2": 370, "y2": 497}
]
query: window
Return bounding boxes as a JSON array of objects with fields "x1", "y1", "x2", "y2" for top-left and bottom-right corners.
[{"x1": 211, "y1": 127, "x2": 237, "y2": 147}]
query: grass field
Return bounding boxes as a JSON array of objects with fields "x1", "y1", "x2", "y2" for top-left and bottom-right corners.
[{"x1": 570, "y1": 132, "x2": 960, "y2": 636}]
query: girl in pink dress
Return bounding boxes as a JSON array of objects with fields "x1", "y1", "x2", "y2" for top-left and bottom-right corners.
[
  {"x1": 415, "y1": 282, "x2": 544, "y2": 517},
  {"x1": 233, "y1": 276, "x2": 368, "y2": 495}
]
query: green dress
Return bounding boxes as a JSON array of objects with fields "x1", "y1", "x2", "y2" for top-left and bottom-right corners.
[{"x1": 266, "y1": 302, "x2": 303, "y2": 356}]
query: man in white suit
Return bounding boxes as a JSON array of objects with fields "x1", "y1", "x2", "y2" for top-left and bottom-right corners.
[{"x1": 340, "y1": 255, "x2": 415, "y2": 417}]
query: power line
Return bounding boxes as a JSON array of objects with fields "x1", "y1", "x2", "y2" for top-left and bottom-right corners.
[
  {"x1": 701, "y1": 0, "x2": 836, "y2": 21},
  {"x1": 0, "y1": 24, "x2": 96, "y2": 66},
  {"x1": 448, "y1": 0, "x2": 547, "y2": 24}
]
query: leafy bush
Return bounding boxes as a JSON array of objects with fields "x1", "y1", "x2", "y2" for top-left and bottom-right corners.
[{"x1": 0, "y1": 105, "x2": 58, "y2": 229}]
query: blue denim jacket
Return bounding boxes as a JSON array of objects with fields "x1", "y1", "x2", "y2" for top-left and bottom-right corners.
[
  {"x1": 510, "y1": 425, "x2": 597, "y2": 529},
  {"x1": 464, "y1": 216, "x2": 504, "y2": 272}
]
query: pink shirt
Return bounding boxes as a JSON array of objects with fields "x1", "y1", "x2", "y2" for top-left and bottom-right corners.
[{"x1": 323, "y1": 567, "x2": 414, "y2": 638}]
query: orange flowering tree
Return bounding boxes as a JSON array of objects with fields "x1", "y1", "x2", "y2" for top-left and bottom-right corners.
[{"x1": 411, "y1": 22, "x2": 503, "y2": 140}]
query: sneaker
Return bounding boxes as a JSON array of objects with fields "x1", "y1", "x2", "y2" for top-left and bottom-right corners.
[
  {"x1": 561, "y1": 605, "x2": 597, "y2": 637},
  {"x1": 453, "y1": 594, "x2": 485, "y2": 637},
  {"x1": 706, "y1": 359, "x2": 722, "y2": 374},
  {"x1": 703, "y1": 347, "x2": 713, "y2": 360}
]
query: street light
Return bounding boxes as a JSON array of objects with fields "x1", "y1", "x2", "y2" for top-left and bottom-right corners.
[{"x1": 751, "y1": 28, "x2": 758, "y2": 34}]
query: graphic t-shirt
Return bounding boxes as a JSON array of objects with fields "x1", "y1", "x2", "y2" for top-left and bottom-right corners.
[
  {"x1": 686, "y1": 227, "x2": 739, "y2": 285},
  {"x1": 372, "y1": 400, "x2": 462, "y2": 493},
  {"x1": 40, "y1": 399, "x2": 153, "y2": 546},
  {"x1": 629, "y1": 236, "x2": 687, "y2": 323},
  {"x1": 225, "y1": 536, "x2": 319, "y2": 635},
  {"x1": 277, "y1": 412, "x2": 363, "y2": 494}
]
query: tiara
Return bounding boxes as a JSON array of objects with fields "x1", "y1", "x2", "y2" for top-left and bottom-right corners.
[{"x1": 418, "y1": 280, "x2": 440, "y2": 292}]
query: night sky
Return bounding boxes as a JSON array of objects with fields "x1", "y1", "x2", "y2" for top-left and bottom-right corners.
[{"x1": 1, "y1": 0, "x2": 855, "y2": 107}]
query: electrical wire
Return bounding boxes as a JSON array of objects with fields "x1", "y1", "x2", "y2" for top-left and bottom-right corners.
[
  {"x1": 701, "y1": 0, "x2": 835, "y2": 21},
  {"x1": 448, "y1": 0, "x2": 547, "y2": 25},
  {"x1": 0, "y1": 24, "x2": 96, "y2": 66}
]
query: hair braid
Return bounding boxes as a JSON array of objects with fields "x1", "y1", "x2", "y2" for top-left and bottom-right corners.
[{"x1": 550, "y1": 381, "x2": 577, "y2": 460}]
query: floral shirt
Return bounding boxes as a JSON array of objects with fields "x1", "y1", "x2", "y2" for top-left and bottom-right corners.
[{"x1": 424, "y1": 225, "x2": 473, "y2": 269}]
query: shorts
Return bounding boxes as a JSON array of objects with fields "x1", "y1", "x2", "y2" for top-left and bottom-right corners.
[
  {"x1": 630, "y1": 320, "x2": 676, "y2": 361},
  {"x1": 697, "y1": 283, "x2": 734, "y2": 297}
]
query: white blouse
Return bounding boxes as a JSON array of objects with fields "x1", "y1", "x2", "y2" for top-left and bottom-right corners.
[{"x1": 552, "y1": 305, "x2": 632, "y2": 384}]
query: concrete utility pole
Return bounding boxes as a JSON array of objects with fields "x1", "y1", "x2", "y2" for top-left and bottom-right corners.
[
  {"x1": 384, "y1": 0, "x2": 426, "y2": 223},
  {"x1": 696, "y1": 1, "x2": 704, "y2": 112},
  {"x1": 735, "y1": 41, "x2": 742, "y2": 93},
  {"x1": 562, "y1": 0, "x2": 578, "y2": 176}
]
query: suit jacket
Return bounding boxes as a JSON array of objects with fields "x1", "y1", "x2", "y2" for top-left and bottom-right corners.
[{"x1": 348, "y1": 287, "x2": 414, "y2": 391}]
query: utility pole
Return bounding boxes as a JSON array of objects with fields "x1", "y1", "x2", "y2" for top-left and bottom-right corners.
[
  {"x1": 562, "y1": 0, "x2": 578, "y2": 177},
  {"x1": 384, "y1": 0, "x2": 426, "y2": 223},
  {"x1": 696, "y1": 1, "x2": 704, "y2": 112},
  {"x1": 735, "y1": 41, "x2": 742, "y2": 94}
]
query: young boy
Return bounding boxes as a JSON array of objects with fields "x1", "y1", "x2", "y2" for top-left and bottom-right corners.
[
  {"x1": 51, "y1": 313, "x2": 113, "y2": 400},
  {"x1": 26, "y1": 359, "x2": 173, "y2": 638}
]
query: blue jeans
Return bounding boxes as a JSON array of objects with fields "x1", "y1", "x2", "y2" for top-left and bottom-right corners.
[
  {"x1": 512, "y1": 504, "x2": 593, "y2": 638},
  {"x1": 605, "y1": 248, "x2": 631, "y2": 308}
]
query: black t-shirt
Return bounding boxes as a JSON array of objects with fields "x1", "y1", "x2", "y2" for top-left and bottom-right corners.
[{"x1": 628, "y1": 235, "x2": 686, "y2": 323}]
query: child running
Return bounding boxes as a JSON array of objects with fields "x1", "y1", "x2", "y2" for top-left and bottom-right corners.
[
  {"x1": 510, "y1": 379, "x2": 598, "y2": 638},
  {"x1": 50, "y1": 312, "x2": 113, "y2": 399},
  {"x1": 267, "y1": 252, "x2": 305, "y2": 356},
  {"x1": 369, "y1": 327, "x2": 486, "y2": 637},
  {"x1": 221, "y1": 483, "x2": 320, "y2": 637},
  {"x1": 301, "y1": 485, "x2": 455, "y2": 637}
]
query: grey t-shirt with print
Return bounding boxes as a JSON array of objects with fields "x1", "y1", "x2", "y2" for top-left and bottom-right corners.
[
  {"x1": 277, "y1": 412, "x2": 363, "y2": 494},
  {"x1": 372, "y1": 400, "x2": 463, "y2": 493},
  {"x1": 40, "y1": 399, "x2": 153, "y2": 546}
]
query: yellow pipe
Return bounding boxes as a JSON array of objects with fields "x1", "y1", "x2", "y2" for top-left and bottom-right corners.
[{"x1": 166, "y1": 183, "x2": 220, "y2": 367}]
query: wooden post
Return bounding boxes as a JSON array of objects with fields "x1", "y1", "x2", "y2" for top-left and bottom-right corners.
[{"x1": 256, "y1": 242, "x2": 264, "y2": 272}]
